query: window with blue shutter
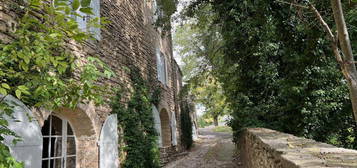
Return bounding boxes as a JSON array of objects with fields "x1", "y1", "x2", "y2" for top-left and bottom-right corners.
[
  {"x1": 156, "y1": 48, "x2": 168, "y2": 85},
  {"x1": 72, "y1": 0, "x2": 101, "y2": 40},
  {"x1": 89, "y1": 0, "x2": 101, "y2": 40}
]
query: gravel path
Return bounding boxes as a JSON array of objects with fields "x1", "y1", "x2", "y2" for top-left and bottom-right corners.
[{"x1": 164, "y1": 126, "x2": 241, "y2": 168}]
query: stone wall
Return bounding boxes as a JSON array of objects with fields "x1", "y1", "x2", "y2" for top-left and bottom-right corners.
[
  {"x1": 240, "y1": 128, "x2": 357, "y2": 168},
  {"x1": 0, "y1": 0, "x2": 184, "y2": 167},
  {"x1": 160, "y1": 146, "x2": 180, "y2": 166}
]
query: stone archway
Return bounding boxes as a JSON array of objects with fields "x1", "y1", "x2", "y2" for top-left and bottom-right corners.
[
  {"x1": 160, "y1": 108, "x2": 172, "y2": 147},
  {"x1": 48, "y1": 107, "x2": 99, "y2": 168}
]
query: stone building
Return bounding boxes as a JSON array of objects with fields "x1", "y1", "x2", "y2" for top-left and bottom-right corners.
[{"x1": 0, "y1": 0, "x2": 184, "y2": 167}]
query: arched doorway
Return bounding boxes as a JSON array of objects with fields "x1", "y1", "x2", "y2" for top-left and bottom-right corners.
[
  {"x1": 160, "y1": 109, "x2": 172, "y2": 147},
  {"x1": 41, "y1": 115, "x2": 76, "y2": 168}
]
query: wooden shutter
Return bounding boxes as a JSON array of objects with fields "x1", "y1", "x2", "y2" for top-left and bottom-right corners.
[
  {"x1": 152, "y1": 105, "x2": 162, "y2": 147},
  {"x1": 156, "y1": 48, "x2": 163, "y2": 83},
  {"x1": 90, "y1": 0, "x2": 101, "y2": 40},
  {"x1": 171, "y1": 112, "x2": 177, "y2": 146},
  {"x1": 2, "y1": 95, "x2": 42, "y2": 168},
  {"x1": 76, "y1": 10, "x2": 88, "y2": 32},
  {"x1": 99, "y1": 114, "x2": 119, "y2": 168}
]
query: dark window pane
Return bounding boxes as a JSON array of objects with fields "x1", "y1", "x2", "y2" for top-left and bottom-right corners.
[
  {"x1": 42, "y1": 159, "x2": 49, "y2": 168},
  {"x1": 50, "y1": 159, "x2": 54, "y2": 168},
  {"x1": 53, "y1": 159, "x2": 62, "y2": 168},
  {"x1": 50, "y1": 138, "x2": 62, "y2": 157},
  {"x1": 42, "y1": 138, "x2": 50, "y2": 158},
  {"x1": 66, "y1": 157, "x2": 76, "y2": 168},
  {"x1": 67, "y1": 137, "x2": 76, "y2": 155},
  {"x1": 51, "y1": 116, "x2": 62, "y2": 135},
  {"x1": 42, "y1": 119, "x2": 50, "y2": 135},
  {"x1": 67, "y1": 123, "x2": 74, "y2": 135}
]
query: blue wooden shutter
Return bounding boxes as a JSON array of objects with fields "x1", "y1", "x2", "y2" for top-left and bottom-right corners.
[
  {"x1": 75, "y1": 10, "x2": 88, "y2": 32},
  {"x1": 156, "y1": 48, "x2": 163, "y2": 82},
  {"x1": 99, "y1": 114, "x2": 119, "y2": 168},
  {"x1": 90, "y1": 0, "x2": 101, "y2": 40},
  {"x1": 152, "y1": 105, "x2": 162, "y2": 147},
  {"x1": 2, "y1": 95, "x2": 43, "y2": 168},
  {"x1": 171, "y1": 112, "x2": 177, "y2": 146}
]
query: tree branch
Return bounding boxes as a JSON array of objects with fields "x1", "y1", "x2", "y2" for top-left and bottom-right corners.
[
  {"x1": 309, "y1": 4, "x2": 336, "y2": 42},
  {"x1": 275, "y1": 0, "x2": 309, "y2": 9}
]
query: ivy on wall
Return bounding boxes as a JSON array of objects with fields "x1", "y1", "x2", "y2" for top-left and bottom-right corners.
[
  {"x1": 0, "y1": 0, "x2": 113, "y2": 167},
  {"x1": 179, "y1": 85, "x2": 193, "y2": 149},
  {"x1": 111, "y1": 66, "x2": 161, "y2": 168}
]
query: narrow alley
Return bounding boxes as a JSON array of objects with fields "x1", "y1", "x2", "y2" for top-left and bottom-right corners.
[{"x1": 165, "y1": 126, "x2": 240, "y2": 168}]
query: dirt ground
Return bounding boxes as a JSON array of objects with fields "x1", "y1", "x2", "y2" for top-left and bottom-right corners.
[{"x1": 164, "y1": 126, "x2": 241, "y2": 168}]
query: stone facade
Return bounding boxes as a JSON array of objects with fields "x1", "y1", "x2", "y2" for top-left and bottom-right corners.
[
  {"x1": 0, "y1": 0, "x2": 184, "y2": 167},
  {"x1": 240, "y1": 128, "x2": 357, "y2": 168}
]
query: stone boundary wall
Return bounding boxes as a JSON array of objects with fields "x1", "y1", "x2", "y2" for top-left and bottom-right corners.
[
  {"x1": 240, "y1": 128, "x2": 357, "y2": 168},
  {"x1": 160, "y1": 145, "x2": 187, "y2": 166}
]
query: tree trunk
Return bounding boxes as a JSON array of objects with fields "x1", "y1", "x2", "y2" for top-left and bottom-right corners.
[
  {"x1": 331, "y1": 0, "x2": 357, "y2": 120},
  {"x1": 213, "y1": 116, "x2": 218, "y2": 126}
]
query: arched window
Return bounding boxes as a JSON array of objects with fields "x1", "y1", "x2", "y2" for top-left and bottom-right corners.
[{"x1": 41, "y1": 115, "x2": 76, "y2": 168}]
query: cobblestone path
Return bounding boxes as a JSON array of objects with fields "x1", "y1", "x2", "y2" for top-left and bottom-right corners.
[{"x1": 164, "y1": 126, "x2": 240, "y2": 168}]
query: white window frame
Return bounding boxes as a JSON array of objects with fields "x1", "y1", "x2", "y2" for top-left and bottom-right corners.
[{"x1": 42, "y1": 115, "x2": 76, "y2": 168}]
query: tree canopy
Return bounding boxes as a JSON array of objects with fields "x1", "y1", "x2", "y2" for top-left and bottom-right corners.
[{"x1": 177, "y1": 0, "x2": 357, "y2": 149}]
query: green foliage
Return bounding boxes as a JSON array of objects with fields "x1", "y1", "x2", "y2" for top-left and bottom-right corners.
[
  {"x1": 181, "y1": 0, "x2": 357, "y2": 149},
  {"x1": 155, "y1": 0, "x2": 178, "y2": 31},
  {"x1": 179, "y1": 86, "x2": 193, "y2": 149},
  {"x1": 111, "y1": 67, "x2": 160, "y2": 168},
  {"x1": 0, "y1": 0, "x2": 113, "y2": 166},
  {"x1": 174, "y1": 7, "x2": 229, "y2": 127},
  {"x1": 0, "y1": 143, "x2": 23, "y2": 168},
  {"x1": 212, "y1": 126, "x2": 232, "y2": 133},
  {"x1": 197, "y1": 117, "x2": 212, "y2": 128}
]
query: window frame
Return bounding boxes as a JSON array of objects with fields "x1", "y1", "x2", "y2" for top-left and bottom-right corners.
[{"x1": 42, "y1": 115, "x2": 76, "y2": 168}]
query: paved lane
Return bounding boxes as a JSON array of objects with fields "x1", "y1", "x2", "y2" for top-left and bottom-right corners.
[{"x1": 164, "y1": 126, "x2": 240, "y2": 168}]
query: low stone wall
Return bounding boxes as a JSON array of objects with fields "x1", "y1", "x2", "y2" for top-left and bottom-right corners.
[
  {"x1": 160, "y1": 146, "x2": 187, "y2": 166},
  {"x1": 160, "y1": 146, "x2": 178, "y2": 166},
  {"x1": 240, "y1": 128, "x2": 357, "y2": 168}
]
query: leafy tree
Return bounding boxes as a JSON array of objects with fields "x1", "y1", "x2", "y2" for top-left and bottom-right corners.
[
  {"x1": 180, "y1": 0, "x2": 357, "y2": 149},
  {"x1": 0, "y1": 0, "x2": 113, "y2": 166},
  {"x1": 179, "y1": 85, "x2": 194, "y2": 149},
  {"x1": 191, "y1": 75, "x2": 229, "y2": 126},
  {"x1": 174, "y1": 7, "x2": 229, "y2": 126}
]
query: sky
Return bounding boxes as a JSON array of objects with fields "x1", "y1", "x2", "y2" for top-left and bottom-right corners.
[
  {"x1": 172, "y1": 0, "x2": 191, "y2": 66},
  {"x1": 171, "y1": 0, "x2": 206, "y2": 117}
]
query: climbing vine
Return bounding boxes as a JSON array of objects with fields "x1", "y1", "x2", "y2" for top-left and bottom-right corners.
[
  {"x1": 179, "y1": 85, "x2": 193, "y2": 149},
  {"x1": 0, "y1": 0, "x2": 113, "y2": 167},
  {"x1": 111, "y1": 66, "x2": 161, "y2": 168}
]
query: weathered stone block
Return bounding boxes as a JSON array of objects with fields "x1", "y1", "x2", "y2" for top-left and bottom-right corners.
[{"x1": 240, "y1": 128, "x2": 357, "y2": 168}]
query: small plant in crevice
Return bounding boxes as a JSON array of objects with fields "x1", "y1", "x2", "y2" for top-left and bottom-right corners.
[{"x1": 111, "y1": 66, "x2": 161, "y2": 168}]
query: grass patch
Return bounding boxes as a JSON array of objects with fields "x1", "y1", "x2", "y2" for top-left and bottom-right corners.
[{"x1": 213, "y1": 126, "x2": 232, "y2": 133}]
